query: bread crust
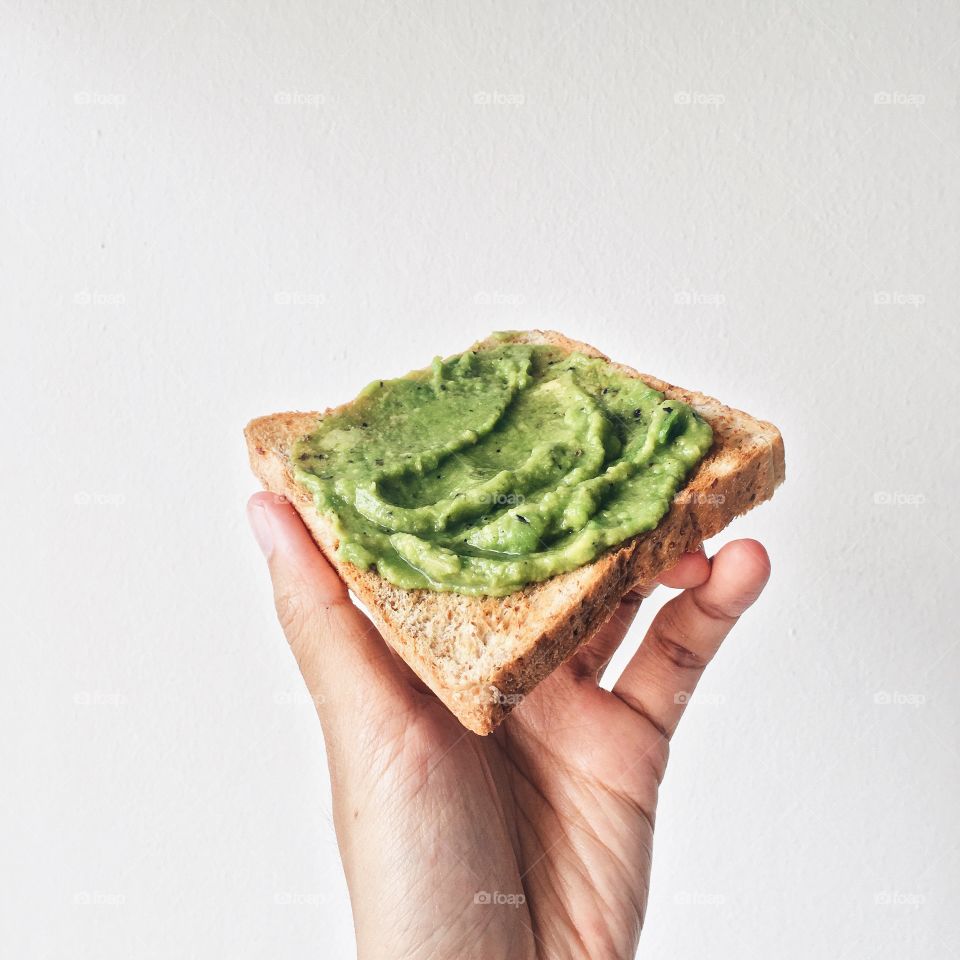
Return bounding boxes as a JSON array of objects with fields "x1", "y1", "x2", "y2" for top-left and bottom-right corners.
[{"x1": 244, "y1": 330, "x2": 785, "y2": 734}]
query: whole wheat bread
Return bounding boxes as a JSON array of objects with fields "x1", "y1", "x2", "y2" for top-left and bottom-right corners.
[{"x1": 245, "y1": 330, "x2": 785, "y2": 734}]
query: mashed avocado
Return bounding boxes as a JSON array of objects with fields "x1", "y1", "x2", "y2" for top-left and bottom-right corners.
[{"x1": 292, "y1": 341, "x2": 713, "y2": 596}]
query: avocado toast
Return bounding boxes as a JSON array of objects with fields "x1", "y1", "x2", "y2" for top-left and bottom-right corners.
[{"x1": 245, "y1": 331, "x2": 784, "y2": 734}]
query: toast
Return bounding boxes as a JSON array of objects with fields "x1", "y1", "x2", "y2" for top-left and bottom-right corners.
[{"x1": 245, "y1": 330, "x2": 784, "y2": 734}]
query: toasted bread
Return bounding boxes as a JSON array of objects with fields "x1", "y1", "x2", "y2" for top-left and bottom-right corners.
[{"x1": 245, "y1": 330, "x2": 784, "y2": 734}]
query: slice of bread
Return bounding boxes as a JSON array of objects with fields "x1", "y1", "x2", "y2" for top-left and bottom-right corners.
[{"x1": 245, "y1": 330, "x2": 785, "y2": 734}]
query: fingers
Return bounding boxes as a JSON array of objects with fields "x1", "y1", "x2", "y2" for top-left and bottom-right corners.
[
  {"x1": 569, "y1": 547, "x2": 710, "y2": 680},
  {"x1": 247, "y1": 492, "x2": 412, "y2": 728},
  {"x1": 612, "y1": 540, "x2": 770, "y2": 738},
  {"x1": 568, "y1": 591, "x2": 645, "y2": 680},
  {"x1": 656, "y1": 547, "x2": 711, "y2": 591}
]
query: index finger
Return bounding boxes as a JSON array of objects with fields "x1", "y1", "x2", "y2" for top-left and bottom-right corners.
[
  {"x1": 613, "y1": 539, "x2": 770, "y2": 738},
  {"x1": 631, "y1": 546, "x2": 711, "y2": 600},
  {"x1": 568, "y1": 547, "x2": 711, "y2": 680}
]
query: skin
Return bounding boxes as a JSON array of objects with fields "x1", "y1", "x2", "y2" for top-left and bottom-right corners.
[{"x1": 247, "y1": 492, "x2": 771, "y2": 960}]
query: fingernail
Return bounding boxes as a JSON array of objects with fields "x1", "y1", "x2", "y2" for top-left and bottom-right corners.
[{"x1": 247, "y1": 500, "x2": 274, "y2": 558}]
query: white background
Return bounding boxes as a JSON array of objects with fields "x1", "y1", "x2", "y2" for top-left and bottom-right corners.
[{"x1": 2, "y1": 1, "x2": 958, "y2": 957}]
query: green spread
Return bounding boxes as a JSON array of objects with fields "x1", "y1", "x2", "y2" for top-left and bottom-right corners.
[{"x1": 292, "y1": 338, "x2": 713, "y2": 596}]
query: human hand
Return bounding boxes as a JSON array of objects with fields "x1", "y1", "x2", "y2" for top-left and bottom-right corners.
[{"x1": 247, "y1": 492, "x2": 770, "y2": 960}]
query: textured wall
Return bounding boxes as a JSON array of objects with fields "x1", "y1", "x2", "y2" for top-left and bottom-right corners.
[{"x1": 2, "y1": 1, "x2": 958, "y2": 956}]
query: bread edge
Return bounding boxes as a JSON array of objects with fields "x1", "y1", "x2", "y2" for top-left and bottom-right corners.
[{"x1": 244, "y1": 330, "x2": 784, "y2": 733}]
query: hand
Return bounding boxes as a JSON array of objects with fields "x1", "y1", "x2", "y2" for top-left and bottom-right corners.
[{"x1": 247, "y1": 492, "x2": 770, "y2": 960}]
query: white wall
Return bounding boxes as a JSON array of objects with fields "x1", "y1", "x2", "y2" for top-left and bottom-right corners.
[{"x1": 2, "y1": 1, "x2": 958, "y2": 957}]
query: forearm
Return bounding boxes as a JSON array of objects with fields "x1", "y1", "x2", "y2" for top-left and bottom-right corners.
[{"x1": 331, "y1": 769, "x2": 536, "y2": 959}]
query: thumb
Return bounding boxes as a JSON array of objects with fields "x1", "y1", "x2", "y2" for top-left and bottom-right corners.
[{"x1": 247, "y1": 492, "x2": 412, "y2": 733}]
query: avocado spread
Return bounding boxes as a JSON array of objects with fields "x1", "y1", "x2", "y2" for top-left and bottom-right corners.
[{"x1": 292, "y1": 339, "x2": 713, "y2": 596}]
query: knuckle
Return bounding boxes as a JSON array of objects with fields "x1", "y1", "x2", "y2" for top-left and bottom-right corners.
[
  {"x1": 690, "y1": 589, "x2": 740, "y2": 624},
  {"x1": 648, "y1": 611, "x2": 708, "y2": 671},
  {"x1": 614, "y1": 688, "x2": 671, "y2": 744}
]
